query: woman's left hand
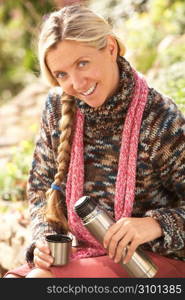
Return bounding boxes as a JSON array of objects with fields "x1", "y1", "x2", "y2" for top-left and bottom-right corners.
[{"x1": 103, "y1": 217, "x2": 163, "y2": 264}]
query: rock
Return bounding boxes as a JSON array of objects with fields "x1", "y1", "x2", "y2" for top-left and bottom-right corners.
[
  {"x1": 0, "y1": 201, "x2": 31, "y2": 277},
  {"x1": 0, "y1": 78, "x2": 49, "y2": 167}
]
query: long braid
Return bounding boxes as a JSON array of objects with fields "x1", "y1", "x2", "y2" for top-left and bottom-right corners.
[{"x1": 45, "y1": 93, "x2": 76, "y2": 232}]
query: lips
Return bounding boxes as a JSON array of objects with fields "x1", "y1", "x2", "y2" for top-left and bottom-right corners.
[{"x1": 81, "y1": 83, "x2": 97, "y2": 96}]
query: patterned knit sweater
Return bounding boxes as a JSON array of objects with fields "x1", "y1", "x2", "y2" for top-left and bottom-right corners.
[{"x1": 26, "y1": 57, "x2": 185, "y2": 263}]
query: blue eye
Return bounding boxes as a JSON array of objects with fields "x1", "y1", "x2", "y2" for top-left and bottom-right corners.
[
  {"x1": 56, "y1": 72, "x2": 67, "y2": 79},
  {"x1": 78, "y1": 61, "x2": 89, "y2": 68}
]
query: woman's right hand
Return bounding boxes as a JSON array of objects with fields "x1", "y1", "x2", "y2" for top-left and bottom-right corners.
[{"x1": 33, "y1": 240, "x2": 54, "y2": 269}]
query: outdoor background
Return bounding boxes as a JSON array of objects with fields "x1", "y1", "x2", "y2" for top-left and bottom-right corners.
[{"x1": 0, "y1": 0, "x2": 185, "y2": 277}]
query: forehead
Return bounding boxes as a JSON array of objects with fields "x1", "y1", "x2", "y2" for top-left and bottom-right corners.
[{"x1": 46, "y1": 40, "x2": 100, "y2": 71}]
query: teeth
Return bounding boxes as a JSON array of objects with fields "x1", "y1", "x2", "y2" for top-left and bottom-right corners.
[{"x1": 82, "y1": 84, "x2": 96, "y2": 96}]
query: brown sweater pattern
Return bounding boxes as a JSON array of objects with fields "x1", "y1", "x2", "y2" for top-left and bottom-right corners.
[{"x1": 26, "y1": 57, "x2": 185, "y2": 263}]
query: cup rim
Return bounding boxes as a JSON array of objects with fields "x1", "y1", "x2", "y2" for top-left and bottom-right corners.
[{"x1": 45, "y1": 234, "x2": 72, "y2": 243}]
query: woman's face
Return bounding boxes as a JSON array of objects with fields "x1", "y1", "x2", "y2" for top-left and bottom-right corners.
[{"x1": 46, "y1": 37, "x2": 119, "y2": 108}]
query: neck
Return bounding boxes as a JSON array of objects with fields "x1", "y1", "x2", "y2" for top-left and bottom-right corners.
[{"x1": 109, "y1": 60, "x2": 120, "y2": 99}]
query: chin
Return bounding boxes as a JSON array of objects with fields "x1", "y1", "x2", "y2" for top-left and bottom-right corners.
[
  {"x1": 77, "y1": 93, "x2": 106, "y2": 108},
  {"x1": 88, "y1": 102, "x2": 101, "y2": 107},
  {"x1": 87, "y1": 98, "x2": 106, "y2": 108},
  {"x1": 86, "y1": 103, "x2": 103, "y2": 108}
]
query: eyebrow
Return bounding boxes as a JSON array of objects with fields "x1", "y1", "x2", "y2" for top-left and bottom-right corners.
[{"x1": 52, "y1": 56, "x2": 89, "y2": 75}]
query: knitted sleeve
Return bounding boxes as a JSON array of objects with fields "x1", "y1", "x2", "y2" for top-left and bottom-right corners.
[
  {"x1": 25, "y1": 90, "x2": 63, "y2": 264},
  {"x1": 144, "y1": 92, "x2": 185, "y2": 258}
]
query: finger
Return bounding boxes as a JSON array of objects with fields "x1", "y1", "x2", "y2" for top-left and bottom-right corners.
[
  {"x1": 34, "y1": 254, "x2": 51, "y2": 270},
  {"x1": 123, "y1": 240, "x2": 138, "y2": 264},
  {"x1": 34, "y1": 247, "x2": 53, "y2": 265},
  {"x1": 103, "y1": 220, "x2": 123, "y2": 248},
  {"x1": 36, "y1": 240, "x2": 50, "y2": 255},
  {"x1": 113, "y1": 232, "x2": 133, "y2": 263},
  {"x1": 107, "y1": 228, "x2": 127, "y2": 259}
]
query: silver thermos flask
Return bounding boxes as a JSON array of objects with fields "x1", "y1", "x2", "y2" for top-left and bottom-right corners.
[{"x1": 74, "y1": 196, "x2": 158, "y2": 278}]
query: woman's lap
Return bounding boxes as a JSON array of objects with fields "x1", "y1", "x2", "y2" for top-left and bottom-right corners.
[
  {"x1": 4, "y1": 251, "x2": 185, "y2": 278},
  {"x1": 50, "y1": 252, "x2": 185, "y2": 278}
]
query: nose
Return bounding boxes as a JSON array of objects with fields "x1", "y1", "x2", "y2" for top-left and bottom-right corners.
[{"x1": 70, "y1": 72, "x2": 87, "y2": 92}]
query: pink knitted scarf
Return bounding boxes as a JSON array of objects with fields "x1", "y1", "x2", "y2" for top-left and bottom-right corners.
[{"x1": 66, "y1": 70, "x2": 148, "y2": 259}]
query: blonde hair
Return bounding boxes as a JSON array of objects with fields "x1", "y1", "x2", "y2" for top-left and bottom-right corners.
[{"x1": 38, "y1": 4, "x2": 126, "y2": 231}]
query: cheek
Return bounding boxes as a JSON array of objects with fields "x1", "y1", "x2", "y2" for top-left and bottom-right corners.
[
  {"x1": 88, "y1": 68, "x2": 101, "y2": 81},
  {"x1": 99, "y1": 63, "x2": 112, "y2": 83},
  {"x1": 57, "y1": 80, "x2": 70, "y2": 92}
]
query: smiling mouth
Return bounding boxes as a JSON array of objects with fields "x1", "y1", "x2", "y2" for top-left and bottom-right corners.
[{"x1": 81, "y1": 83, "x2": 97, "y2": 96}]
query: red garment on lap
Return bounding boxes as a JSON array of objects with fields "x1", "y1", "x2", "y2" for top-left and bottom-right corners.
[{"x1": 4, "y1": 252, "x2": 185, "y2": 278}]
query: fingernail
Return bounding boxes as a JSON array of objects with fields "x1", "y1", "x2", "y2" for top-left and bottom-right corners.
[
  {"x1": 114, "y1": 258, "x2": 119, "y2": 263},
  {"x1": 109, "y1": 253, "x2": 113, "y2": 259}
]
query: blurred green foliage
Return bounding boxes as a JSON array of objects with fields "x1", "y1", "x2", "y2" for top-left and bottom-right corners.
[
  {"x1": 0, "y1": 140, "x2": 34, "y2": 202},
  {"x1": 0, "y1": 0, "x2": 54, "y2": 104},
  {"x1": 0, "y1": 0, "x2": 185, "y2": 202}
]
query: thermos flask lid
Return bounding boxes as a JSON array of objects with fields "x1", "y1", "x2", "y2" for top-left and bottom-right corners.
[{"x1": 74, "y1": 196, "x2": 97, "y2": 218}]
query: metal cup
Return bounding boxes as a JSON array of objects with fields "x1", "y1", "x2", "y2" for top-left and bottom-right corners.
[{"x1": 45, "y1": 234, "x2": 72, "y2": 266}]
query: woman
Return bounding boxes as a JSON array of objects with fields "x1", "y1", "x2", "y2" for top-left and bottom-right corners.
[{"x1": 5, "y1": 5, "x2": 185, "y2": 278}]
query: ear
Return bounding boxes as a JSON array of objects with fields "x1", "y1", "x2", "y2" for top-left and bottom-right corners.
[{"x1": 106, "y1": 35, "x2": 118, "y2": 61}]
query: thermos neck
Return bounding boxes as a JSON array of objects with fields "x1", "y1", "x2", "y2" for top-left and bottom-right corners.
[{"x1": 74, "y1": 196, "x2": 97, "y2": 219}]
